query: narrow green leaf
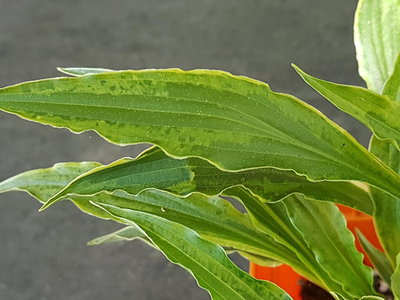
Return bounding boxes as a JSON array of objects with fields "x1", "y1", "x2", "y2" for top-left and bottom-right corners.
[
  {"x1": 93, "y1": 204, "x2": 293, "y2": 300},
  {"x1": 359, "y1": 297, "x2": 386, "y2": 300},
  {"x1": 369, "y1": 136, "x2": 400, "y2": 266},
  {"x1": 354, "y1": 0, "x2": 400, "y2": 93},
  {"x1": 294, "y1": 65, "x2": 400, "y2": 149},
  {"x1": 392, "y1": 253, "x2": 400, "y2": 299},
  {"x1": 88, "y1": 225, "x2": 153, "y2": 246},
  {"x1": 283, "y1": 196, "x2": 375, "y2": 298},
  {"x1": 224, "y1": 186, "x2": 350, "y2": 297},
  {"x1": 383, "y1": 53, "x2": 400, "y2": 101},
  {"x1": 357, "y1": 230, "x2": 394, "y2": 285},
  {"x1": 1, "y1": 70, "x2": 399, "y2": 198},
  {"x1": 57, "y1": 67, "x2": 114, "y2": 76},
  {"x1": 42, "y1": 146, "x2": 373, "y2": 214},
  {"x1": 72, "y1": 189, "x2": 302, "y2": 272},
  {"x1": 0, "y1": 158, "x2": 310, "y2": 271},
  {"x1": 0, "y1": 162, "x2": 101, "y2": 203}
]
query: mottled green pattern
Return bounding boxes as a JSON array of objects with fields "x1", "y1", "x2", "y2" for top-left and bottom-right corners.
[
  {"x1": 295, "y1": 65, "x2": 400, "y2": 150},
  {"x1": 94, "y1": 205, "x2": 292, "y2": 300},
  {"x1": 1, "y1": 69, "x2": 399, "y2": 198},
  {"x1": 43, "y1": 146, "x2": 373, "y2": 214},
  {"x1": 354, "y1": 0, "x2": 400, "y2": 92}
]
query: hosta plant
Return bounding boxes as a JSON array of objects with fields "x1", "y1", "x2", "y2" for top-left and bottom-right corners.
[{"x1": 1, "y1": 0, "x2": 400, "y2": 299}]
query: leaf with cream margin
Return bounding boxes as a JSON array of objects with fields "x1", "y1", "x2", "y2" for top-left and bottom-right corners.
[
  {"x1": 294, "y1": 65, "x2": 400, "y2": 149},
  {"x1": 57, "y1": 67, "x2": 114, "y2": 76},
  {"x1": 0, "y1": 161, "x2": 101, "y2": 202},
  {"x1": 357, "y1": 230, "x2": 393, "y2": 285},
  {"x1": 72, "y1": 189, "x2": 304, "y2": 273},
  {"x1": 391, "y1": 253, "x2": 400, "y2": 299},
  {"x1": 1, "y1": 69, "x2": 400, "y2": 198},
  {"x1": 383, "y1": 53, "x2": 400, "y2": 101},
  {"x1": 282, "y1": 196, "x2": 375, "y2": 298},
  {"x1": 41, "y1": 146, "x2": 373, "y2": 214},
  {"x1": 223, "y1": 187, "x2": 351, "y2": 297},
  {"x1": 369, "y1": 136, "x2": 400, "y2": 266},
  {"x1": 0, "y1": 164, "x2": 304, "y2": 273},
  {"x1": 91, "y1": 203, "x2": 293, "y2": 300},
  {"x1": 88, "y1": 224, "x2": 154, "y2": 246},
  {"x1": 354, "y1": 0, "x2": 400, "y2": 93}
]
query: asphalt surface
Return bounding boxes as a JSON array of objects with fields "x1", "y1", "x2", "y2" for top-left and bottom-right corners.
[{"x1": 0, "y1": 1, "x2": 370, "y2": 299}]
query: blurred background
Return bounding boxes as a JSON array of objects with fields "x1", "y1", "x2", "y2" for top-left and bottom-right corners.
[{"x1": 0, "y1": 0, "x2": 369, "y2": 299}]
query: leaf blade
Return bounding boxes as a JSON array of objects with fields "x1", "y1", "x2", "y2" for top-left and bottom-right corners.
[
  {"x1": 357, "y1": 230, "x2": 393, "y2": 285},
  {"x1": 354, "y1": 0, "x2": 400, "y2": 92},
  {"x1": 42, "y1": 146, "x2": 373, "y2": 214},
  {"x1": 294, "y1": 65, "x2": 400, "y2": 149},
  {"x1": 1, "y1": 70, "x2": 399, "y2": 197},
  {"x1": 93, "y1": 203, "x2": 293, "y2": 300}
]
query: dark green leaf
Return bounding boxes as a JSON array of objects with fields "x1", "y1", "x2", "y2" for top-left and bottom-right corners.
[{"x1": 42, "y1": 146, "x2": 373, "y2": 214}]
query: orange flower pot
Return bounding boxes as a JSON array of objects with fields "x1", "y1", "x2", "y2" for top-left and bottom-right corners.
[{"x1": 249, "y1": 205, "x2": 382, "y2": 300}]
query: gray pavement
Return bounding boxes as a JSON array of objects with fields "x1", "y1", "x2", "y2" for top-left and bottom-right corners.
[{"x1": 0, "y1": 0, "x2": 370, "y2": 299}]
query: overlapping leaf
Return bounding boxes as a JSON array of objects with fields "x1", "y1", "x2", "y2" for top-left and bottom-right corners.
[
  {"x1": 41, "y1": 146, "x2": 373, "y2": 214},
  {"x1": 294, "y1": 65, "x2": 400, "y2": 149},
  {"x1": 357, "y1": 230, "x2": 393, "y2": 285},
  {"x1": 90, "y1": 204, "x2": 292, "y2": 300},
  {"x1": 0, "y1": 161, "x2": 100, "y2": 202},
  {"x1": 283, "y1": 196, "x2": 375, "y2": 298},
  {"x1": 88, "y1": 225, "x2": 154, "y2": 246},
  {"x1": 383, "y1": 53, "x2": 400, "y2": 101},
  {"x1": 354, "y1": 0, "x2": 400, "y2": 93},
  {"x1": 369, "y1": 136, "x2": 400, "y2": 266},
  {"x1": 1, "y1": 69, "x2": 400, "y2": 198},
  {"x1": 392, "y1": 254, "x2": 400, "y2": 299},
  {"x1": 0, "y1": 162, "x2": 305, "y2": 271}
]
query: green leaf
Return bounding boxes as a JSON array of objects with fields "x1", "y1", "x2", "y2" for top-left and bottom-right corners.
[
  {"x1": 369, "y1": 136, "x2": 400, "y2": 266},
  {"x1": 42, "y1": 146, "x2": 373, "y2": 214},
  {"x1": 383, "y1": 53, "x2": 400, "y2": 101},
  {"x1": 392, "y1": 253, "x2": 400, "y2": 299},
  {"x1": 354, "y1": 0, "x2": 400, "y2": 93},
  {"x1": 283, "y1": 196, "x2": 375, "y2": 298},
  {"x1": 72, "y1": 189, "x2": 302, "y2": 272},
  {"x1": 357, "y1": 229, "x2": 393, "y2": 285},
  {"x1": 92, "y1": 204, "x2": 293, "y2": 300},
  {"x1": 1, "y1": 70, "x2": 399, "y2": 198},
  {"x1": 359, "y1": 297, "x2": 386, "y2": 300},
  {"x1": 88, "y1": 224, "x2": 154, "y2": 246},
  {"x1": 0, "y1": 162, "x2": 101, "y2": 203},
  {"x1": 294, "y1": 65, "x2": 400, "y2": 149},
  {"x1": 57, "y1": 67, "x2": 114, "y2": 76},
  {"x1": 0, "y1": 158, "x2": 306, "y2": 269},
  {"x1": 224, "y1": 186, "x2": 351, "y2": 297}
]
